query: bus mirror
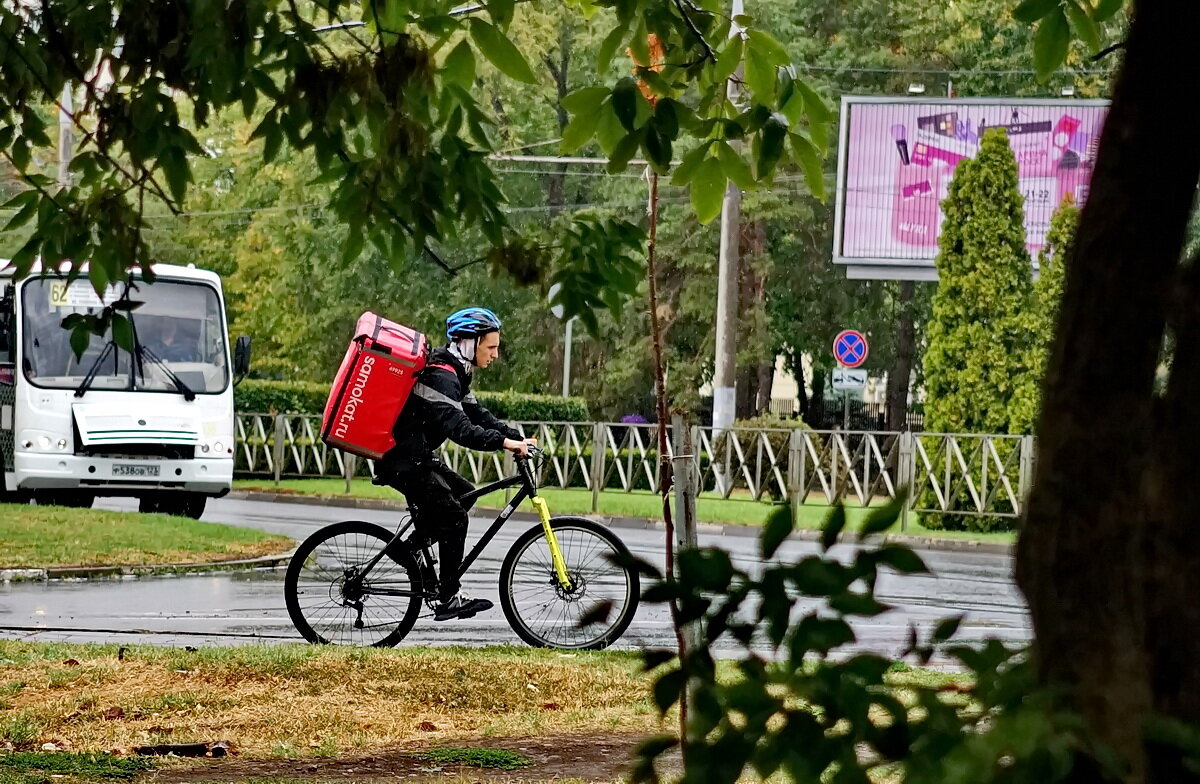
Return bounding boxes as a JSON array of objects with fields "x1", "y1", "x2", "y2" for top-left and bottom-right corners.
[{"x1": 234, "y1": 335, "x2": 252, "y2": 379}]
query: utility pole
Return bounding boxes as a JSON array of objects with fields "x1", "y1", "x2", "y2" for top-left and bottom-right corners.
[
  {"x1": 711, "y1": 0, "x2": 744, "y2": 439},
  {"x1": 58, "y1": 84, "x2": 73, "y2": 188}
]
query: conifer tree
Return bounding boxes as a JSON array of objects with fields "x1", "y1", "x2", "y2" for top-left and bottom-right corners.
[{"x1": 921, "y1": 128, "x2": 1037, "y2": 530}]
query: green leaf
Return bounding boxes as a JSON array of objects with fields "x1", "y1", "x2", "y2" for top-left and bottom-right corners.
[
  {"x1": 1033, "y1": 8, "x2": 1070, "y2": 81},
  {"x1": 442, "y1": 40, "x2": 476, "y2": 87},
  {"x1": 820, "y1": 505, "x2": 846, "y2": 551},
  {"x1": 713, "y1": 36, "x2": 743, "y2": 82},
  {"x1": 110, "y1": 312, "x2": 134, "y2": 353},
  {"x1": 607, "y1": 130, "x2": 642, "y2": 174},
  {"x1": 670, "y1": 142, "x2": 711, "y2": 185},
  {"x1": 859, "y1": 495, "x2": 905, "y2": 537},
  {"x1": 487, "y1": 0, "x2": 514, "y2": 27},
  {"x1": 690, "y1": 157, "x2": 726, "y2": 225},
  {"x1": 87, "y1": 259, "x2": 110, "y2": 297},
  {"x1": 932, "y1": 615, "x2": 964, "y2": 643},
  {"x1": 746, "y1": 30, "x2": 789, "y2": 66},
  {"x1": 596, "y1": 25, "x2": 627, "y2": 74},
  {"x1": 716, "y1": 141, "x2": 753, "y2": 190},
  {"x1": 68, "y1": 322, "x2": 90, "y2": 360},
  {"x1": 794, "y1": 78, "x2": 832, "y2": 124},
  {"x1": 643, "y1": 124, "x2": 671, "y2": 172},
  {"x1": 743, "y1": 44, "x2": 775, "y2": 102},
  {"x1": 792, "y1": 133, "x2": 825, "y2": 201},
  {"x1": 161, "y1": 146, "x2": 190, "y2": 204},
  {"x1": 871, "y1": 544, "x2": 929, "y2": 574},
  {"x1": 652, "y1": 668, "x2": 687, "y2": 713},
  {"x1": 1013, "y1": 0, "x2": 1060, "y2": 22},
  {"x1": 829, "y1": 591, "x2": 889, "y2": 617},
  {"x1": 756, "y1": 114, "x2": 786, "y2": 178},
  {"x1": 612, "y1": 77, "x2": 641, "y2": 132},
  {"x1": 678, "y1": 548, "x2": 735, "y2": 591},
  {"x1": 595, "y1": 102, "x2": 625, "y2": 155},
  {"x1": 1093, "y1": 0, "x2": 1124, "y2": 21},
  {"x1": 3, "y1": 192, "x2": 38, "y2": 232},
  {"x1": 561, "y1": 90, "x2": 609, "y2": 152},
  {"x1": 1064, "y1": 0, "x2": 1101, "y2": 52},
  {"x1": 469, "y1": 18, "x2": 538, "y2": 84}
]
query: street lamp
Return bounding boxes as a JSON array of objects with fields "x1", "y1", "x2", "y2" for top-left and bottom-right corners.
[{"x1": 547, "y1": 283, "x2": 577, "y2": 398}]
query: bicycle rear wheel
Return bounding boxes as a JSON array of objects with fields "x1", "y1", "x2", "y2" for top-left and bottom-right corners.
[
  {"x1": 499, "y1": 516, "x2": 639, "y2": 650},
  {"x1": 284, "y1": 520, "x2": 428, "y2": 647}
]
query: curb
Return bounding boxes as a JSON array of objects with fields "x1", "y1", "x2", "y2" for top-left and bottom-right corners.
[
  {"x1": 1, "y1": 550, "x2": 297, "y2": 584},
  {"x1": 227, "y1": 490, "x2": 1015, "y2": 557}
]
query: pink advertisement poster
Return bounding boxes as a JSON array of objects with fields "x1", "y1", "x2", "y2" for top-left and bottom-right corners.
[{"x1": 835, "y1": 98, "x2": 1109, "y2": 266}]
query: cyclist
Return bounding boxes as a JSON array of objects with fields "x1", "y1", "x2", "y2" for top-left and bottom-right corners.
[{"x1": 375, "y1": 307, "x2": 536, "y2": 621}]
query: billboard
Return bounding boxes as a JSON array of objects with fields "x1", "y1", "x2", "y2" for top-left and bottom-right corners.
[{"x1": 833, "y1": 97, "x2": 1109, "y2": 279}]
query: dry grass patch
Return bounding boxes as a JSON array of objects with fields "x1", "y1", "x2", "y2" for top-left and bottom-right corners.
[{"x1": 0, "y1": 641, "x2": 661, "y2": 759}]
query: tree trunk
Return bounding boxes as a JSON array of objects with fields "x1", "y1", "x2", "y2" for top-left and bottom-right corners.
[
  {"x1": 794, "y1": 353, "x2": 809, "y2": 421},
  {"x1": 755, "y1": 359, "x2": 774, "y2": 415},
  {"x1": 1015, "y1": 1, "x2": 1200, "y2": 780},
  {"x1": 886, "y1": 280, "x2": 915, "y2": 431},
  {"x1": 543, "y1": 24, "x2": 572, "y2": 216},
  {"x1": 735, "y1": 364, "x2": 755, "y2": 419}
]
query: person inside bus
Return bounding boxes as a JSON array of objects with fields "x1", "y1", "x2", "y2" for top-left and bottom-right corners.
[{"x1": 147, "y1": 318, "x2": 196, "y2": 363}]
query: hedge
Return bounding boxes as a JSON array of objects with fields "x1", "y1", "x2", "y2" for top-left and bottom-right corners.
[{"x1": 235, "y1": 379, "x2": 591, "y2": 422}]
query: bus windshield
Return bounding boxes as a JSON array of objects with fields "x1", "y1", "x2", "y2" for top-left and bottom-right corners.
[{"x1": 21, "y1": 277, "x2": 229, "y2": 394}]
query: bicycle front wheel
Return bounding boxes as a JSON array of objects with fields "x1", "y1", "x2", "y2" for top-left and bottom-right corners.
[
  {"x1": 284, "y1": 520, "x2": 427, "y2": 647},
  {"x1": 499, "y1": 516, "x2": 640, "y2": 650}
]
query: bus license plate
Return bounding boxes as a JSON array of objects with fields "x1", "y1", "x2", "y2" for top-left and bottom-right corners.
[{"x1": 113, "y1": 464, "x2": 160, "y2": 478}]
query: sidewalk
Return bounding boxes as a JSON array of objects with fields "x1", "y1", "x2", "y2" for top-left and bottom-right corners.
[
  {"x1": 228, "y1": 490, "x2": 1015, "y2": 557},
  {"x1": 0, "y1": 550, "x2": 295, "y2": 583}
]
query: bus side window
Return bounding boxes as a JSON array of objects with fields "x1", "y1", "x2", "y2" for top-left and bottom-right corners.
[{"x1": 0, "y1": 284, "x2": 14, "y2": 364}]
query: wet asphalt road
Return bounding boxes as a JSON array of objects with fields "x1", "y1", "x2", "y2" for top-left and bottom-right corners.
[{"x1": 0, "y1": 497, "x2": 1030, "y2": 657}]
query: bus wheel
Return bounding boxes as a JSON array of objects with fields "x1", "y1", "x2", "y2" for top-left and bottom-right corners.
[{"x1": 146, "y1": 493, "x2": 207, "y2": 519}]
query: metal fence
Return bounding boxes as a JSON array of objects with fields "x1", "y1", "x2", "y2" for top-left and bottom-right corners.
[{"x1": 236, "y1": 414, "x2": 1036, "y2": 528}]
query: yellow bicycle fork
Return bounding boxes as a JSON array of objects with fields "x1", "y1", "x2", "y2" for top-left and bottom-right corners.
[{"x1": 530, "y1": 496, "x2": 572, "y2": 590}]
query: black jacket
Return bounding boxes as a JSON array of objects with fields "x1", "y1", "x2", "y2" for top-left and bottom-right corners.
[{"x1": 380, "y1": 346, "x2": 521, "y2": 471}]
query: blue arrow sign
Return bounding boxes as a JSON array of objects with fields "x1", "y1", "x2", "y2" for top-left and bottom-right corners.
[{"x1": 833, "y1": 330, "x2": 869, "y2": 368}]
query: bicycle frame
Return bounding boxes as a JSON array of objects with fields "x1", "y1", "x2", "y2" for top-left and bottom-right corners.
[{"x1": 359, "y1": 452, "x2": 573, "y2": 598}]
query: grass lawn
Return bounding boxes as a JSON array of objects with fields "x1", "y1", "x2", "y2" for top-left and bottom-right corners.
[
  {"x1": 0, "y1": 504, "x2": 294, "y2": 570},
  {"x1": 0, "y1": 640, "x2": 967, "y2": 762},
  {"x1": 235, "y1": 479, "x2": 1016, "y2": 545}
]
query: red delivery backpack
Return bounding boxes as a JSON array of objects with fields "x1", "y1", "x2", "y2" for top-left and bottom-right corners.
[{"x1": 321, "y1": 312, "x2": 429, "y2": 459}]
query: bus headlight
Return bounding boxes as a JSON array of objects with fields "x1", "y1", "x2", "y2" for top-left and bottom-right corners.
[
  {"x1": 214, "y1": 441, "x2": 224, "y2": 453},
  {"x1": 57, "y1": 439, "x2": 68, "y2": 450},
  {"x1": 200, "y1": 444, "x2": 210, "y2": 453},
  {"x1": 38, "y1": 436, "x2": 51, "y2": 450}
]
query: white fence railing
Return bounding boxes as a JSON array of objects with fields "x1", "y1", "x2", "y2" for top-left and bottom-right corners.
[{"x1": 236, "y1": 414, "x2": 1036, "y2": 526}]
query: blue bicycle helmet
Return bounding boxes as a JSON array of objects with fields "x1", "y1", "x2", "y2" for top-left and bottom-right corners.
[{"x1": 445, "y1": 307, "x2": 502, "y2": 340}]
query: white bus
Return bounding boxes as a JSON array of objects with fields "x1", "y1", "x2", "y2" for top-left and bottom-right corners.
[{"x1": 0, "y1": 262, "x2": 250, "y2": 519}]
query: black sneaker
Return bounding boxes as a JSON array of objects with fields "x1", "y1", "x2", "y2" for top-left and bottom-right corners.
[{"x1": 434, "y1": 593, "x2": 494, "y2": 621}]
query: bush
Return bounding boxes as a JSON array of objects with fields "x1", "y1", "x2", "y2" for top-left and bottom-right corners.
[
  {"x1": 475, "y1": 391, "x2": 590, "y2": 422},
  {"x1": 235, "y1": 379, "x2": 591, "y2": 422},
  {"x1": 235, "y1": 379, "x2": 330, "y2": 414}
]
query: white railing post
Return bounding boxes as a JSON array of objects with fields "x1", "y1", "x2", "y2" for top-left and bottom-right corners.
[
  {"x1": 590, "y1": 422, "x2": 605, "y2": 513},
  {"x1": 344, "y1": 452, "x2": 356, "y2": 494},
  {"x1": 898, "y1": 431, "x2": 915, "y2": 532},
  {"x1": 788, "y1": 428, "x2": 803, "y2": 529},
  {"x1": 272, "y1": 413, "x2": 285, "y2": 485},
  {"x1": 1019, "y1": 434, "x2": 1036, "y2": 512}
]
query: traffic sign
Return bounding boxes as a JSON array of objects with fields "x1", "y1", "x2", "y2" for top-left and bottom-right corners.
[
  {"x1": 832, "y1": 368, "x2": 868, "y2": 391},
  {"x1": 833, "y1": 330, "x2": 869, "y2": 368}
]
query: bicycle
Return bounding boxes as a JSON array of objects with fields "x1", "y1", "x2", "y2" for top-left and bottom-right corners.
[{"x1": 283, "y1": 447, "x2": 640, "y2": 650}]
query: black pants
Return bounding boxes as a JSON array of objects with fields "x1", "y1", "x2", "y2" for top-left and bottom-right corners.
[{"x1": 383, "y1": 459, "x2": 476, "y2": 601}]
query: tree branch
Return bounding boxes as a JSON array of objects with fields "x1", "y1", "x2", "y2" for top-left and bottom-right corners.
[{"x1": 672, "y1": 0, "x2": 717, "y2": 63}]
